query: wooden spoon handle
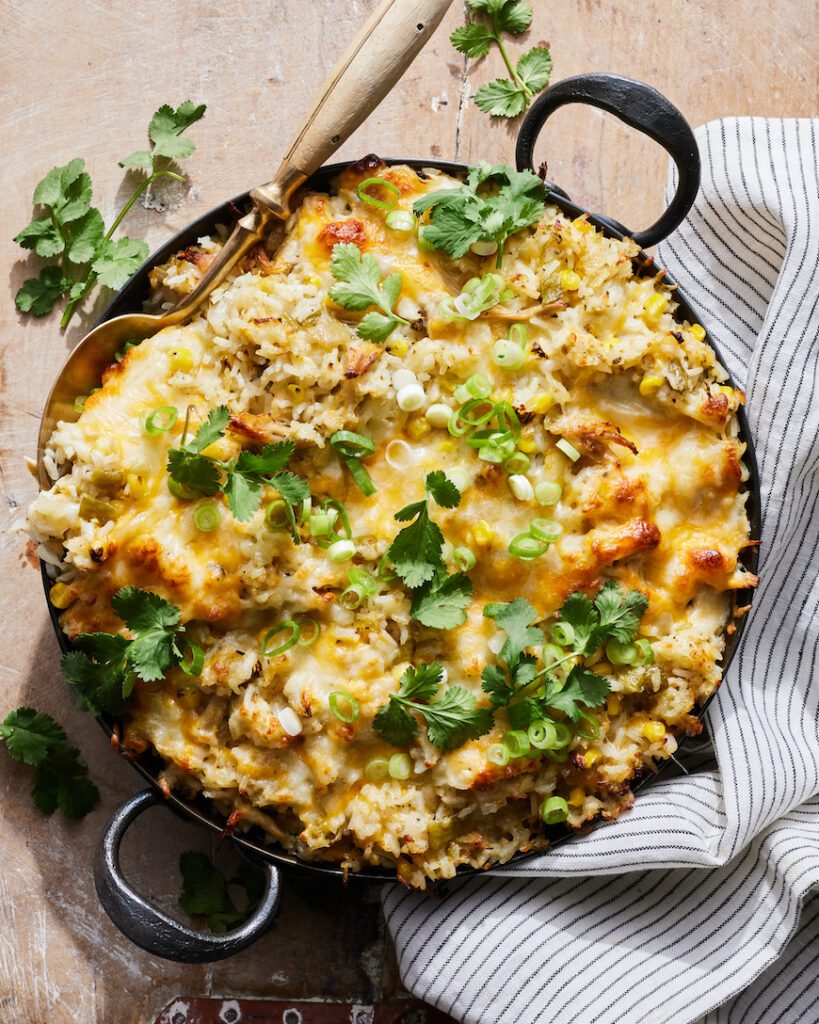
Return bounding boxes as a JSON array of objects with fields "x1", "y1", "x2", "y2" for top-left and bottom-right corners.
[{"x1": 252, "y1": 0, "x2": 453, "y2": 215}]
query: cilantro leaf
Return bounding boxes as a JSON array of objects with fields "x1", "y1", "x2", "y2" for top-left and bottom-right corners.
[
  {"x1": 149, "y1": 101, "x2": 207, "y2": 160},
  {"x1": 119, "y1": 150, "x2": 154, "y2": 170},
  {"x1": 474, "y1": 79, "x2": 529, "y2": 119},
  {"x1": 32, "y1": 159, "x2": 93, "y2": 224},
  {"x1": 481, "y1": 662, "x2": 515, "y2": 707},
  {"x1": 223, "y1": 470, "x2": 261, "y2": 522},
  {"x1": 516, "y1": 46, "x2": 552, "y2": 92},
  {"x1": 0, "y1": 708, "x2": 66, "y2": 766},
  {"x1": 541, "y1": 666, "x2": 610, "y2": 724},
  {"x1": 329, "y1": 243, "x2": 409, "y2": 342},
  {"x1": 15, "y1": 267, "x2": 69, "y2": 316},
  {"x1": 269, "y1": 469, "x2": 309, "y2": 505},
  {"x1": 450, "y1": 23, "x2": 495, "y2": 57},
  {"x1": 492, "y1": 0, "x2": 533, "y2": 34},
  {"x1": 91, "y1": 236, "x2": 149, "y2": 289},
  {"x1": 178, "y1": 850, "x2": 263, "y2": 934},
  {"x1": 484, "y1": 598, "x2": 542, "y2": 666},
  {"x1": 411, "y1": 572, "x2": 473, "y2": 629},
  {"x1": 65, "y1": 208, "x2": 105, "y2": 264},
  {"x1": 31, "y1": 744, "x2": 100, "y2": 820},
  {"x1": 112, "y1": 586, "x2": 181, "y2": 634},
  {"x1": 167, "y1": 449, "x2": 222, "y2": 495},
  {"x1": 186, "y1": 405, "x2": 231, "y2": 453},
  {"x1": 374, "y1": 662, "x2": 492, "y2": 750},
  {"x1": 425, "y1": 469, "x2": 461, "y2": 509},
  {"x1": 388, "y1": 503, "x2": 443, "y2": 588},
  {"x1": 591, "y1": 580, "x2": 648, "y2": 647},
  {"x1": 234, "y1": 440, "x2": 295, "y2": 477},
  {"x1": 13, "y1": 216, "x2": 64, "y2": 258}
]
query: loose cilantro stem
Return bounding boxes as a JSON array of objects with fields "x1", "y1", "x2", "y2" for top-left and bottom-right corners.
[
  {"x1": 60, "y1": 168, "x2": 184, "y2": 329},
  {"x1": 494, "y1": 33, "x2": 531, "y2": 96}
]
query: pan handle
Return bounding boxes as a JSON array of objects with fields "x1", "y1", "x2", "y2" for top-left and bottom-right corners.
[
  {"x1": 94, "y1": 788, "x2": 280, "y2": 962},
  {"x1": 515, "y1": 73, "x2": 700, "y2": 249}
]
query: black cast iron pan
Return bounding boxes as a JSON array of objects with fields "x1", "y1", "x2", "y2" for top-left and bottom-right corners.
[{"x1": 40, "y1": 73, "x2": 761, "y2": 962}]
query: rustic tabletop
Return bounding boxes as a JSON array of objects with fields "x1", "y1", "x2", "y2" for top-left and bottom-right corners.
[{"x1": 1, "y1": 1, "x2": 815, "y2": 1021}]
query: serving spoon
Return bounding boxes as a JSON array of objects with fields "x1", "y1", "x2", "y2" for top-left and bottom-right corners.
[{"x1": 37, "y1": 0, "x2": 454, "y2": 486}]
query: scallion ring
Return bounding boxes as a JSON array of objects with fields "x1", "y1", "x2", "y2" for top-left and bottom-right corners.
[
  {"x1": 168, "y1": 478, "x2": 196, "y2": 501},
  {"x1": 328, "y1": 690, "x2": 360, "y2": 723},
  {"x1": 535, "y1": 481, "x2": 563, "y2": 506},
  {"x1": 531, "y1": 518, "x2": 564, "y2": 543},
  {"x1": 606, "y1": 639, "x2": 639, "y2": 666},
  {"x1": 345, "y1": 456, "x2": 376, "y2": 497},
  {"x1": 261, "y1": 620, "x2": 301, "y2": 657},
  {"x1": 452, "y1": 546, "x2": 476, "y2": 572},
  {"x1": 575, "y1": 711, "x2": 601, "y2": 740},
  {"x1": 388, "y1": 753, "x2": 412, "y2": 780},
  {"x1": 635, "y1": 638, "x2": 655, "y2": 664},
  {"x1": 454, "y1": 374, "x2": 492, "y2": 403},
  {"x1": 297, "y1": 617, "x2": 321, "y2": 647},
  {"x1": 385, "y1": 209, "x2": 416, "y2": 232},
  {"x1": 179, "y1": 639, "x2": 204, "y2": 677},
  {"x1": 487, "y1": 743, "x2": 510, "y2": 767},
  {"x1": 322, "y1": 499, "x2": 352, "y2": 539},
  {"x1": 144, "y1": 405, "x2": 178, "y2": 436},
  {"x1": 541, "y1": 795, "x2": 569, "y2": 824},
  {"x1": 503, "y1": 450, "x2": 531, "y2": 475},
  {"x1": 549, "y1": 620, "x2": 575, "y2": 647},
  {"x1": 508, "y1": 533, "x2": 549, "y2": 559},
  {"x1": 493, "y1": 401, "x2": 521, "y2": 441},
  {"x1": 528, "y1": 719, "x2": 559, "y2": 750},
  {"x1": 365, "y1": 757, "x2": 390, "y2": 781},
  {"x1": 330, "y1": 430, "x2": 375, "y2": 459},
  {"x1": 356, "y1": 176, "x2": 401, "y2": 210},
  {"x1": 504, "y1": 730, "x2": 531, "y2": 759},
  {"x1": 265, "y1": 499, "x2": 289, "y2": 530},
  {"x1": 192, "y1": 503, "x2": 221, "y2": 533}
]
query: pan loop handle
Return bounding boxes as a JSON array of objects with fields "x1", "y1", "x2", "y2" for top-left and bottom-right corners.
[
  {"x1": 94, "y1": 788, "x2": 280, "y2": 962},
  {"x1": 515, "y1": 73, "x2": 700, "y2": 249}
]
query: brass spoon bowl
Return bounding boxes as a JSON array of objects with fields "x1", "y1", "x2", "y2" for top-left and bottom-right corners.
[{"x1": 36, "y1": 0, "x2": 454, "y2": 488}]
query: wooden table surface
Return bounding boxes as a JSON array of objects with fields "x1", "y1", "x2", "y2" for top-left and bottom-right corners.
[{"x1": 1, "y1": 2, "x2": 814, "y2": 1021}]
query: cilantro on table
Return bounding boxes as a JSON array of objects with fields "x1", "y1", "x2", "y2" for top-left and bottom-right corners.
[
  {"x1": 386, "y1": 470, "x2": 473, "y2": 629},
  {"x1": 61, "y1": 587, "x2": 188, "y2": 715},
  {"x1": 412, "y1": 162, "x2": 546, "y2": 266},
  {"x1": 0, "y1": 707, "x2": 99, "y2": 820},
  {"x1": 451, "y1": 0, "x2": 552, "y2": 119},
  {"x1": 178, "y1": 850, "x2": 266, "y2": 934},
  {"x1": 481, "y1": 581, "x2": 649, "y2": 739},
  {"x1": 328, "y1": 242, "x2": 410, "y2": 342},
  {"x1": 373, "y1": 663, "x2": 493, "y2": 750},
  {"x1": 14, "y1": 100, "x2": 205, "y2": 328},
  {"x1": 166, "y1": 405, "x2": 310, "y2": 528}
]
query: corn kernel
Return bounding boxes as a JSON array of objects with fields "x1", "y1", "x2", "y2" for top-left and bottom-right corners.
[
  {"x1": 584, "y1": 749, "x2": 601, "y2": 767},
  {"x1": 642, "y1": 721, "x2": 667, "y2": 742},
  {"x1": 169, "y1": 347, "x2": 193, "y2": 373},
  {"x1": 518, "y1": 432, "x2": 537, "y2": 454},
  {"x1": 287, "y1": 383, "x2": 303, "y2": 398},
  {"x1": 407, "y1": 418, "x2": 431, "y2": 440},
  {"x1": 643, "y1": 293, "x2": 668, "y2": 322},
  {"x1": 560, "y1": 269, "x2": 581, "y2": 292},
  {"x1": 438, "y1": 439, "x2": 458, "y2": 454},
  {"x1": 471, "y1": 519, "x2": 498, "y2": 545},
  {"x1": 639, "y1": 375, "x2": 664, "y2": 397},
  {"x1": 529, "y1": 392, "x2": 554, "y2": 414},
  {"x1": 568, "y1": 787, "x2": 586, "y2": 807},
  {"x1": 607, "y1": 694, "x2": 621, "y2": 716},
  {"x1": 690, "y1": 323, "x2": 706, "y2": 341},
  {"x1": 202, "y1": 438, "x2": 233, "y2": 461},
  {"x1": 388, "y1": 337, "x2": 409, "y2": 357},
  {"x1": 307, "y1": 275, "x2": 322, "y2": 287},
  {"x1": 719, "y1": 385, "x2": 734, "y2": 397},
  {"x1": 49, "y1": 582, "x2": 74, "y2": 610},
  {"x1": 572, "y1": 217, "x2": 593, "y2": 233},
  {"x1": 127, "y1": 473, "x2": 147, "y2": 499}
]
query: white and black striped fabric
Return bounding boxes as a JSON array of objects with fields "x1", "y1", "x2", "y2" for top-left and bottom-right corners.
[{"x1": 383, "y1": 118, "x2": 819, "y2": 1024}]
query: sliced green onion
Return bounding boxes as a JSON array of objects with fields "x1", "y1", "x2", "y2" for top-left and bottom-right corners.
[
  {"x1": 504, "y1": 729, "x2": 531, "y2": 759},
  {"x1": 454, "y1": 374, "x2": 492, "y2": 403},
  {"x1": 356, "y1": 176, "x2": 401, "y2": 210},
  {"x1": 265, "y1": 499, "x2": 289, "y2": 530},
  {"x1": 535, "y1": 481, "x2": 563, "y2": 506},
  {"x1": 297, "y1": 617, "x2": 321, "y2": 647},
  {"x1": 330, "y1": 430, "x2": 375, "y2": 458},
  {"x1": 345, "y1": 456, "x2": 376, "y2": 497},
  {"x1": 445, "y1": 467, "x2": 471, "y2": 492},
  {"x1": 556, "y1": 438, "x2": 581, "y2": 462},
  {"x1": 261, "y1": 620, "x2": 301, "y2": 657},
  {"x1": 322, "y1": 499, "x2": 352, "y2": 539},
  {"x1": 449, "y1": 274, "x2": 506, "y2": 321},
  {"x1": 478, "y1": 432, "x2": 516, "y2": 464},
  {"x1": 329, "y1": 690, "x2": 360, "y2": 723},
  {"x1": 543, "y1": 747, "x2": 571, "y2": 763},
  {"x1": 575, "y1": 711, "x2": 601, "y2": 740},
  {"x1": 635, "y1": 638, "x2": 655, "y2": 664},
  {"x1": 168, "y1": 478, "x2": 195, "y2": 501},
  {"x1": 417, "y1": 226, "x2": 435, "y2": 252},
  {"x1": 492, "y1": 338, "x2": 526, "y2": 370},
  {"x1": 606, "y1": 639, "x2": 639, "y2": 665},
  {"x1": 425, "y1": 402, "x2": 453, "y2": 429},
  {"x1": 528, "y1": 719, "x2": 559, "y2": 750},
  {"x1": 541, "y1": 795, "x2": 569, "y2": 824},
  {"x1": 193, "y1": 503, "x2": 221, "y2": 533},
  {"x1": 310, "y1": 511, "x2": 337, "y2": 537},
  {"x1": 388, "y1": 753, "x2": 412, "y2": 780},
  {"x1": 179, "y1": 640, "x2": 204, "y2": 676},
  {"x1": 503, "y1": 451, "x2": 531, "y2": 475},
  {"x1": 552, "y1": 721, "x2": 573, "y2": 747},
  {"x1": 328, "y1": 539, "x2": 356, "y2": 562},
  {"x1": 508, "y1": 323, "x2": 528, "y2": 346},
  {"x1": 549, "y1": 621, "x2": 575, "y2": 647},
  {"x1": 385, "y1": 209, "x2": 416, "y2": 232},
  {"x1": 508, "y1": 475, "x2": 535, "y2": 502},
  {"x1": 340, "y1": 567, "x2": 378, "y2": 609},
  {"x1": 115, "y1": 339, "x2": 140, "y2": 362},
  {"x1": 493, "y1": 401, "x2": 521, "y2": 441},
  {"x1": 531, "y1": 518, "x2": 563, "y2": 543},
  {"x1": 453, "y1": 546, "x2": 476, "y2": 572},
  {"x1": 487, "y1": 743, "x2": 510, "y2": 766},
  {"x1": 365, "y1": 757, "x2": 390, "y2": 781},
  {"x1": 508, "y1": 533, "x2": 549, "y2": 559},
  {"x1": 298, "y1": 496, "x2": 312, "y2": 523},
  {"x1": 377, "y1": 550, "x2": 396, "y2": 581},
  {"x1": 144, "y1": 405, "x2": 178, "y2": 436},
  {"x1": 74, "y1": 395, "x2": 88, "y2": 413},
  {"x1": 470, "y1": 239, "x2": 498, "y2": 256},
  {"x1": 540, "y1": 642, "x2": 564, "y2": 669},
  {"x1": 458, "y1": 399, "x2": 497, "y2": 428}
]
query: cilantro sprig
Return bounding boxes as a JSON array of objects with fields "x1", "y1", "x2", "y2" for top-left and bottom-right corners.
[
  {"x1": 373, "y1": 663, "x2": 493, "y2": 750},
  {"x1": 329, "y1": 243, "x2": 410, "y2": 342},
  {"x1": 166, "y1": 406, "x2": 310, "y2": 528},
  {"x1": 413, "y1": 162, "x2": 546, "y2": 267},
  {"x1": 0, "y1": 707, "x2": 99, "y2": 820},
  {"x1": 451, "y1": 1, "x2": 552, "y2": 119},
  {"x1": 14, "y1": 101, "x2": 205, "y2": 328},
  {"x1": 61, "y1": 587, "x2": 189, "y2": 715},
  {"x1": 386, "y1": 471, "x2": 473, "y2": 629},
  {"x1": 178, "y1": 851, "x2": 266, "y2": 934},
  {"x1": 481, "y1": 582, "x2": 649, "y2": 738}
]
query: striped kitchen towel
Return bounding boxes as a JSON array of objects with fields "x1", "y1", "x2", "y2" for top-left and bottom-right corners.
[{"x1": 383, "y1": 118, "x2": 819, "y2": 1024}]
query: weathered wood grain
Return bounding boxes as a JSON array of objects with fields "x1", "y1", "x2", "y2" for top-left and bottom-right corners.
[{"x1": 0, "y1": 1, "x2": 814, "y2": 1021}]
